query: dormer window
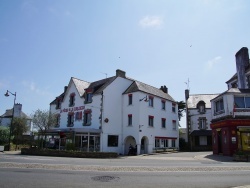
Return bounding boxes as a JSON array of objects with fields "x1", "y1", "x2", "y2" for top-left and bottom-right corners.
[
  {"x1": 69, "y1": 93, "x2": 75, "y2": 107},
  {"x1": 85, "y1": 89, "x2": 93, "y2": 104},
  {"x1": 197, "y1": 101, "x2": 206, "y2": 113}
]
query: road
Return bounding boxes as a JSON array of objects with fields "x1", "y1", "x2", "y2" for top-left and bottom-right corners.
[{"x1": 0, "y1": 151, "x2": 250, "y2": 188}]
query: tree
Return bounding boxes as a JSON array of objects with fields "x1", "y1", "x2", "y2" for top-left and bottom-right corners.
[
  {"x1": 11, "y1": 117, "x2": 28, "y2": 149},
  {"x1": 177, "y1": 101, "x2": 186, "y2": 121},
  {"x1": 0, "y1": 126, "x2": 10, "y2": 145},
  {"x1": 31, "y1": 109, "x2": 57, "y2": 148}
]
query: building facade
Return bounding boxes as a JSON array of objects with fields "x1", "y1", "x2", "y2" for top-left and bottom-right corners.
[
  {"x1": 49, "y1": 69, "x2": 179, "y2": 155},
  {"x1": 185, "y1": 90, "x2": 218, "y2": 151},
  {"x1": 210, "y1": 47, "x2": 250, "y2": 156},
  {"x1": 0, "y1": 103, "x2": 32, "y2": 135}
]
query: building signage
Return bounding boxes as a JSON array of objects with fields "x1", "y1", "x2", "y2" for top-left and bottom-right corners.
[
  {"x1": 211, "y1": 120, "x2": 250, "y2": 129},
  {"x1": 60, "y1": 106, "x2": 85, "y2": 113}
]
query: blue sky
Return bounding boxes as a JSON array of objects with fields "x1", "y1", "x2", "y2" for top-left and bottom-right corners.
[{"x1": 0, "y1": 0, "x2": 250, "y2": 127}]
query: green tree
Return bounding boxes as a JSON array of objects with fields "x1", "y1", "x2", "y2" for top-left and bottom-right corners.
[
  {"x1": 0, "y1": 126, "x2": 10, "y2": 145},
  {"x1": 177, "y1": 101, "x2": 186, "y2": 121},
  {"x1": 31, "y1": 109, "x2": 57, "y2": 148},
  {"x1": 11, "y1": 117, "x2": 28, "y2": 149}
]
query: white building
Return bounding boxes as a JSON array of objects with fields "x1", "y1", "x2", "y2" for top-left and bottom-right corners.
[
  {"x1": 49, "y1": 69, "x2": 179, "y2": 155},
  {"x1": 185, "y1": 91, "x2": 218, "y2": 151}
]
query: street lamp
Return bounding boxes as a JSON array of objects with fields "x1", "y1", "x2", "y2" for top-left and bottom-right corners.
[{"x1": 4, "y1": 90, "x2": 16, "y2": 151}]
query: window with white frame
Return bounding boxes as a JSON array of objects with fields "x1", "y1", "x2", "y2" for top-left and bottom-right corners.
[
  {"x1": 234, "y1": 96, "x2": 250, "y2": 108},
  {"x1": 128, "y1": 114, "x2": 132, "y2": 126},
  {"x1": 128, "y1": 94, "x2": 133, "y2": 105},
  {"x1": 161, "y1": 118, "x2": 166, "y2": 128},
  {"x1": 69, "y1": 93, "x2": 75, "y2": 107},
  {"x1": 215, "y1": 98, "x2": 224, "y2": 113},
  {"x1": 171, "y1": 139, "x2": 176, "y2": 147},
  {"x1": 172, "y1": 120, "x2": 177, "y2": 130},
  {"x1": 155, "y1": 138, "x2": 160, "y2": 147},
  {"x1": 148, "y1": 116, "x2": 154, "y2": 127},
  {"x1": 149, "y1": 96, "x2": 154, "y2": 107},
  {"x1": 199, "y1": 117, "x2": 206, "y2": 130}
]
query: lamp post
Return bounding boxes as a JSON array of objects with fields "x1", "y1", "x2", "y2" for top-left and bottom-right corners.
[{"x1": 4, "y1": 90, "x2": 16, "y2": 151}]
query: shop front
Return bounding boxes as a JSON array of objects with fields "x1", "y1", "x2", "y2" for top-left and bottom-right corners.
[{"x1": 211, "y1": 120, "x2": 250, "y2": 156}]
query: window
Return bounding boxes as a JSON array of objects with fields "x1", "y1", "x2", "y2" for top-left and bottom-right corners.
[
  {"x1": 83, "y1": 109, "x2": 92, "y2": 126},
  {"x1": 172, "y1": 120, "x2": 176, "y2": 130},
  {"x1": 149, "y1": 96, "x2": 154, "y2": 107},
  {"x1": 234, "y1": 96, "x2": 250, "y2": 108},
  {"x1": 67, "y1": 112, "x2": 74, "y2": 127},
  {"x1": 155, "y1": 139, "x2": 160, "y2": 147},
  {"x1": 148, "y1": 116, "x2": 154, "y2": 127},
  {"x1": 55, "y1": 114, "x2": 60, "y2": 127},
  {"x1": 163, "y1": 139, "x2": 168, "y2": 147},
  {"x1": 161, "y1": 118, "x2": 166, "y2": 128},
  {"x1": 172, "y1": 103, "x2": 176, "y2": 113},
  {"x1": 75, "y1": 111, "x2": 82, "y2": 121},
  {"x1": 247, "y1": 75, "x2": 250, "y2": 89},
  {"x1": 199, "y1": 117, "x2": 206, "y2": 130},
  {"x1": 171, "y1": 139, "x2": 176, "y2": 147},
  {"x1": 56, "y1": 98, "x2": 61, "y2": 109},
  {"x1": 215, "y1": 98, "x2": 224, "y2": 113},
  {"x1": 69, "y1": 93, "x2": 75, "y2": 107},
  {"x1": 231, "y1": 82, "x2": 238, "y2": 88},
  {"x1": 161, "y1": 100, "x2": 166, "y2": 110},
  {"x1": 108, "y1": 135, "x2": 118, "y2": 147},
  {"x1": 128, "y1": 94, "x2": 133, "y2": 105},
  {"x1": 84, "y1": 88, "x2": 93, "y2": 103},
  {"x1": 128, "y1": 114, "x2": 132, "y2": 126},
  {"x1": 197, "y1": 101, "x2": 205, "y2": 113}
]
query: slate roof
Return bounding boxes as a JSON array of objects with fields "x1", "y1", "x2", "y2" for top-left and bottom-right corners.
[
  {"x1": 0, "y1": 109, "x2": 31, "y2": 119},
  {"x1": 212, "y1": 88, "x2": 250, "y2": 101},
  {"x1": 187, "y1": 94, "x2": 218, "y2": 108},
  {"x1": 124, "y1": 80, "x2": 176, "y2": 102},
  {"x1": 89, "y1": 76, "x2": 116, "y2": 95}
]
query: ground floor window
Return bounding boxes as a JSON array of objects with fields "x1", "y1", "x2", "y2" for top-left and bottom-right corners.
[
  {"x1": 75, "y1": 134, "x2": 100, "y2": 152},
  {"x1": 108, "y1": 135, "x2": 118, "y2": 147},
  {"x1": 172, "y1": 140, "x2": 175, "y2": 147}
]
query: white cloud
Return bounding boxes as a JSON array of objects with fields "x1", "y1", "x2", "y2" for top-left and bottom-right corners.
[
  {"x1": 139, "y1": 16, "x2": 163, "y2": 28},
  {"x1": 206, "y1": 56, "x2": 222, "y2": 70}
]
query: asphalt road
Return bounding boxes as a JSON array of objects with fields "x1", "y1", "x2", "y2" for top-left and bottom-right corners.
[{"x1": 0, "y1": 151, "x2": 250, "y2": 188}]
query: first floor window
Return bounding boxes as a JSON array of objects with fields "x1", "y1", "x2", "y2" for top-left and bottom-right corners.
[
  {"x1": 67, "y1": 113, "x2": 74, "y2": 127},
  {"x1": 234, "y1": 96, "x2": 250, "y2": 108},
  {"x1": 108, "y1": 135, "x2": 118, "y2": 147},
  {"x1": 148, "y1": 116, "x2": 154, "y2": 127},
  {"x1": 199, "y1": 118, "x2": 206, "y2": 130},
  {"x1": 161, "y1": 100, "x2": 166, "y2": 110},
  {"x1": 149, "y1": 96, "x2": 154, "y2": 107},
  {"x1": 128, "y1": 94, "x2": 133, "y2": 105},
  {"x1": 215, "y1": 98, "x2": 224, "y2": 113},
  {"x1": 83, "y1": 109, "x2": 92, "y2": 126},
  {"x1": 161, "y1": 118, "x2": 166, "y2": 128},
  {"x1": 128, "y1": 114, "x2": 132, "y2": 126},
  {"x1": 172, "y1": 103, "x2": 176, "y2": 113},
  {"x1": 56, "y1": 114, "x2": 60, "y2": 127},
  {"x1": 172, "y1": 120, "x2": 176, "y2": 130}
]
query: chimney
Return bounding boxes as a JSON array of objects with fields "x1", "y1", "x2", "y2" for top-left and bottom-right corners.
[
  {"x1": 185, "y1": 89, "x2": 189, "y2": 100},
  {"x1": 64, "y1": 86, "x2": 68, "y2": 93},
  {"x1": 116, "y1": 69, "x2": 126, "y2": 78},
  {"x1": 235, "y1": 47, "x2": 249, "y2": 89},
  {"x1": 13, "y1": 103, "x2": 22, "y2": 117},
  {"x1": 160, "y1": 85, "x2": 168, "y2": 93}
]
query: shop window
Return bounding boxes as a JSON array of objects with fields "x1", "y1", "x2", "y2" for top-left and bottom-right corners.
[
  {"x1": 128, "y1": 114, "x2": 132, "y2": 126},
  {"x1": 163, "y1": 139, "x2": 168, "y2": 147},
  {"x1": 67, "y1": 112, "x2": 74, "y2": 127},
  {"x1": 128, "y1": 94, "x2": 133, "y2": 105},
  {"x1": 161, "y1": 118, "x2": 166, "y2": 128},
  {"x1": 171, "y1": 140, "x2": 176, "y2": 147},
  {"x1": 83, "y1": 109, "x2": 92, "y2": 126},
  {"x1": 155, "y1": 138, "x2": 160, "y2": 147},
  {"x1": 148, "y1": 116, "x2": 154, "y2": 127},
  {"x1": 108, "y1": 135, "x2": 118, "y2": 147},
  {"x1": 69, "y1": 93, "x2": 75, "y2": 107}
]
